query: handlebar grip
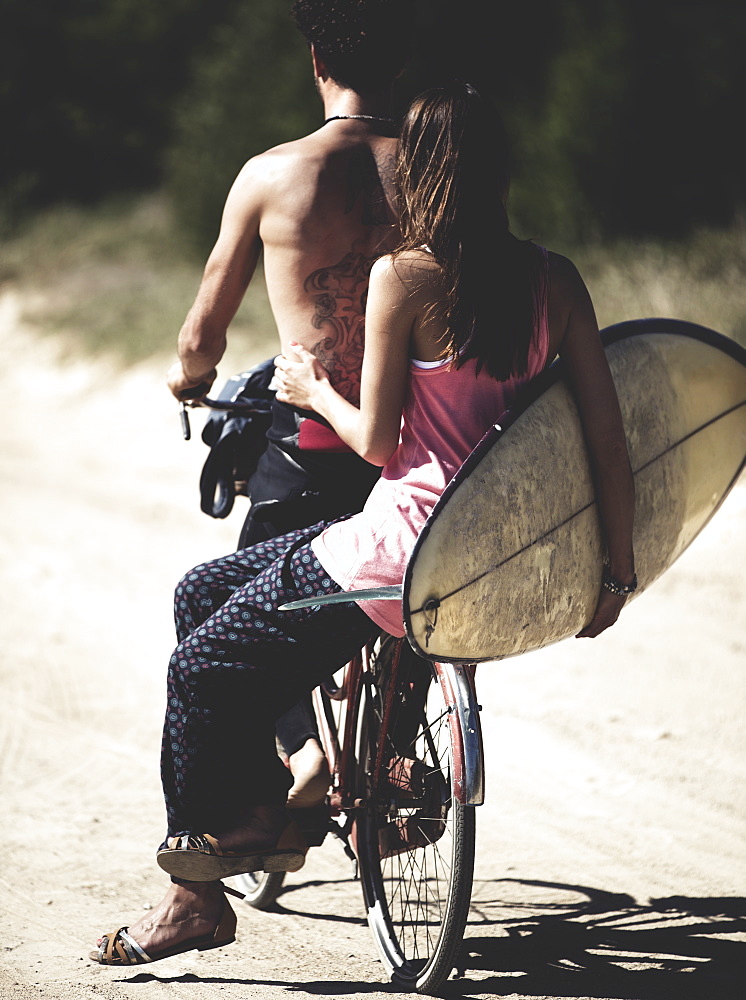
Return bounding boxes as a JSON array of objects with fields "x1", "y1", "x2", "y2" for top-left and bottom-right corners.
[{"x1": 180, "y1": 402, "x2": 191, "y2": 441}]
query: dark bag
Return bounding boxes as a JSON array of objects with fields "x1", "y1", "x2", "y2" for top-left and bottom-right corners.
[{"x1": 199, "y1": 358, "x2": 275, "y2": 518}]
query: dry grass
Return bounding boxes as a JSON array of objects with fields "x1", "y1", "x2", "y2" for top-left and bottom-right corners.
[
  {"x1": 574, "y1": 224, "x2": 746, "y2": 344},
  {"x1": 0, "y1": 194, "x2": 277, "y2": 364},
  {"x1": 2, "y1": 195, "x2": 744, "y2": 364}
]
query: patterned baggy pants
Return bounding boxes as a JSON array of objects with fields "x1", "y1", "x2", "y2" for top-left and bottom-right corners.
[{"x1": 161, "y1": 521, "x2": 378, "y2": 837}]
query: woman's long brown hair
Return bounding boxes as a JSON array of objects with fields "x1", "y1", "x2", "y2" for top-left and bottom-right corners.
[{"x1": 394, "y1": 83, "x2": 545, "y2": 379}]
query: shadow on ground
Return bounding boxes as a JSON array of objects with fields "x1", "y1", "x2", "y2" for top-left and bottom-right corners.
[
  {"x1": 116, "y1": 878, "x2": 744, "y2": 999},
  {"x1": 442, "y1": 878, "x2": 745, "y2": 999}
]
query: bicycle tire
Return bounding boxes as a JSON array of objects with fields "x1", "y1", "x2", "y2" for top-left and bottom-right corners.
[
  {"x1": 230, "y1": 870, "x2": 286, "y2": 910},
  {"x1": 355, "y1": 637, "x2": 475, "y2": 993}
]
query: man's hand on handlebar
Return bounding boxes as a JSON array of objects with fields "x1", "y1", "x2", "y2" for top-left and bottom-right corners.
[{"x1": 167, "y1": 361, "x2": 217, "y2": 402}]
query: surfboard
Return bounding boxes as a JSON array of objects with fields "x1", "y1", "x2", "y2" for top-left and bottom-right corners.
[{"x1": 403, "y1": 319, "x2": 746, "y2": 663}]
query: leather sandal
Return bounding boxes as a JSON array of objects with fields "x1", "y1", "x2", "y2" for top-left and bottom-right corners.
[
  {"x1": 89, "y1": 884, "x2": 244, "y2": 966},
  {"x1": 156, "y1": 820, "x2": 307, "y2": 882}
]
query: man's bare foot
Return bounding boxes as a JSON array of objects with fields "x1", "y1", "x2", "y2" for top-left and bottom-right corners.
[
  {"x1": 286, "y1": 738, "x2": 331, "y2": 809},
  {"x1": 156, "y1": 806, "x2": 307, "y2": 881},
  {"x1": 212, "y1": 805, "x2": 288, "y2": 853},
  {"x1": 97, "y1": 880, "x2": 226, "y2": 960}
]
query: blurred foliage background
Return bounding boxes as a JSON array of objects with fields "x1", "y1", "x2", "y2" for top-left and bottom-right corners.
[{"x1": 2, "y1": 0, "x2": 745, "y2": 359}]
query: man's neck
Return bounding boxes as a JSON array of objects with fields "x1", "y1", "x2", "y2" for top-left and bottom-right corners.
[{"x1": 320, "y1": 83, "x2": 392, "y2": 124}]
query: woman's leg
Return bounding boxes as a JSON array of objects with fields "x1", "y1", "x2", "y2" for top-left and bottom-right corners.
[
  {"x1": 161, "y1": 531, "x2": 378, "y2": 839},
  {"x1": 241, "y1": 510, "x2": 335, "y2": 806},
  {"x1": 172, "y1": 532, "x2": 293, "y2": 641}
]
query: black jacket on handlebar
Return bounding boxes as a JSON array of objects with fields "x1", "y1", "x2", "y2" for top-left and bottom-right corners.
[{"x1": 199, "y1": 358, "x2": 275, "y2": 518}]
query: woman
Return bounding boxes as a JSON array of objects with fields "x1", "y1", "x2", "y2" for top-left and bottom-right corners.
[{"x1": 91, "y1": 83, "x2": 635, "y2": 966}]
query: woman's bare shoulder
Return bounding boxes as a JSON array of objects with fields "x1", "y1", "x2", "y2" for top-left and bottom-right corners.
[
  {"x1": 546, "y1": 250, "x2": 593, "y2": 308},
  {"x1": 545, "y1": 250, "x2": 598, "y2": 356},
  {"x1": 372, "y1": 249, "x2": 445, "y2": 294}
]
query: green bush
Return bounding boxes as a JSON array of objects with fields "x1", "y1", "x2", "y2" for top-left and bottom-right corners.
[
  {"x1": 1, "y1": 0, "x2": 239, "y2": 232},
  {"x1": 165, "y1": 0, "x2": 319, "y2": 256}
]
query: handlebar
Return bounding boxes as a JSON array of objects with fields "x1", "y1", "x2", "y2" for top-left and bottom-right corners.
[
  {"x1": 179, "y1": 395, "x2": 268, "y2": 441},
  {"x1": 192, "y1": 397, "x2": 267, "y2": 413}
]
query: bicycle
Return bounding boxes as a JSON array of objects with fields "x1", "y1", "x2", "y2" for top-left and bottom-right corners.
[{"x1": 181, "y1": 392, "x2": 486, "y2": 994}]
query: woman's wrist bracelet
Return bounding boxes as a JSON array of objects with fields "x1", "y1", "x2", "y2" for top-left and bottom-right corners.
[{"x1": 602, "y1": 561, "x2": 638, "y2": 597}]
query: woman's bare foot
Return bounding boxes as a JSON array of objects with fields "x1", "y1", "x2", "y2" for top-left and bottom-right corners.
[
  {"x1": 286, "y1": 738, "x2": 331, "y2": 809},
  {"x1": 99, "y1": 880, "x2": 226, "y2": 959}
]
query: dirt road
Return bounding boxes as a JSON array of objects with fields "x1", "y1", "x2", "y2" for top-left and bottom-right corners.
[{"x1": 1, "y1": 291, "x2": 744, "y2": 999}]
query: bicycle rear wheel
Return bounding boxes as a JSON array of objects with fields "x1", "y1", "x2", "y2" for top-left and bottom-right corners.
[{"x1": 355, "y1": 637, "x2": 475, "y2": 993}]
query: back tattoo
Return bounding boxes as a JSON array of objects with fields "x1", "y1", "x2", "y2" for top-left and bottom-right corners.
[
  {"x1": 305, "y1": 251, "x2": 372, "y2": 405},
  {"x1": 306, "y1": 148, "x2": 398, "y2": 405}
]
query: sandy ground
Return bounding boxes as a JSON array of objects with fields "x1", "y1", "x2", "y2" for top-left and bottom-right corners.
[{"x1": 0, "y1": 288, "x2": 744, "y2": 1000}]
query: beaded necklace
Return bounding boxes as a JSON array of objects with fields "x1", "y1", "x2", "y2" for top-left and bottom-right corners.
[{"x1": 323, "y1": 114, "x2": 396, "y2": 125}]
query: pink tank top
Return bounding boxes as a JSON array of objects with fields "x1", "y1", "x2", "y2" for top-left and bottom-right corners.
[{"x1": 312, "y1": 265, "x2": 551, "y2": 637}]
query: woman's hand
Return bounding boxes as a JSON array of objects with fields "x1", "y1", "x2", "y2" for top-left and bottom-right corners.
[
  {"x1": 576, "y1": 588, "x2": 627, "y2": 639},
  {"x1": 273, "y1": 342, "x2": 330, "y2": 411}
]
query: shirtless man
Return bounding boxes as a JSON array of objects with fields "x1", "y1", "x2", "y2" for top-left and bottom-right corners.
[{"x1": 167, "y1": 1, "x2": 416, "y2": 807}]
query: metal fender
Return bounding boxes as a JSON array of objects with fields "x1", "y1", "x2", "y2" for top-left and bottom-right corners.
[{"x1": 435, "y1": 662, "x2": 484, "y2": 805}]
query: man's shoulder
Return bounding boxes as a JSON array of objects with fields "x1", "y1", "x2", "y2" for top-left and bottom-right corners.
[
  {"x1": 229, "y1": 129, "x2": 398, "y2": 232},
  {"x1": 250, "y1": 129, "x2": 331, "y2": 169},
  {"x1": 233, "y1": 130, "x2": 330, "y2": 194},
  {"x1": 250, "y1": 127, "x2": 396, "y2": 171}
]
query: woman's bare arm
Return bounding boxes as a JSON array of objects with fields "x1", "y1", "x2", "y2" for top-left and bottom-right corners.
[{"x1": 549, "y1": 253, "x2": 636, "y2": 638}]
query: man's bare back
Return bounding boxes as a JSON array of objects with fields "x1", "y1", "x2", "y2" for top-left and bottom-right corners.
[
  {"x1": 169, "y1": 118, "x2": 399, "y2": 406},
  {"x1": 253, "y1": 122, "x2": 399, "y2": 403}
]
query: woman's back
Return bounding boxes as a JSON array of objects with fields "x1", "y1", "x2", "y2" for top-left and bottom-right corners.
[{"x1": 311, "y1": 250, "x2": 551, "y2": 637}]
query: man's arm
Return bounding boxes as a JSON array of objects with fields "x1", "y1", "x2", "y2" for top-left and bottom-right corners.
[{"x1": 167, "y1": 159, "x2": 265, "y2": 399}]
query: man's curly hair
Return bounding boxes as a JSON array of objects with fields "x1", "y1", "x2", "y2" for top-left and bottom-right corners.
[{"x1": 291, "y1": 0, "x2": 415, "y2": 93}]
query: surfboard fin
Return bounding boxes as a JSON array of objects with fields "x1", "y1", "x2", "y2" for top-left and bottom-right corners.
[{"x1": 278, "y1": 585, "x2": 402, "y2": 611}]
